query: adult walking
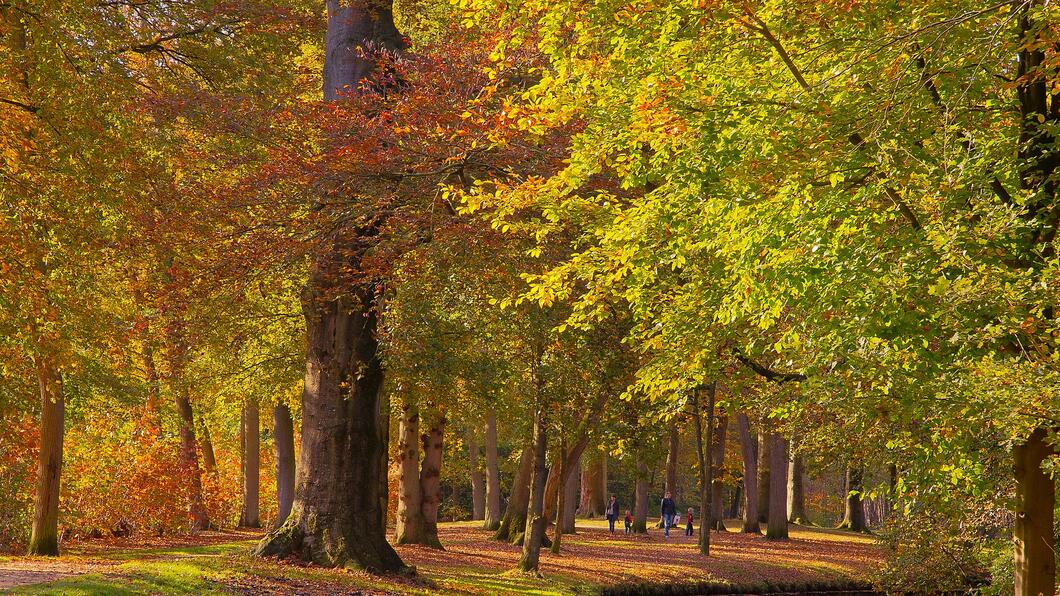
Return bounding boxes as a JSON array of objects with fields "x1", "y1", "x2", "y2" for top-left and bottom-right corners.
[
  {"x1": 660, "y1": 491, "x2": 677, "y2": 537},
  {"x1": 605, "y1": 495, "x2": 619, "y2": 533}
]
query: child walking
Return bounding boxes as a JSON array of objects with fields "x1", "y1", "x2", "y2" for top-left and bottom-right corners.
[
  {"x1": 685, "y1": 507, "x2": 694, "y2": 536},
  {"x1": 624, "y1": 510, "x2": 633, "y2": 534}
]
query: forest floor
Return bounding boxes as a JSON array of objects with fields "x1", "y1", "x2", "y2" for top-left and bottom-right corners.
[{"x1": 0, "y1": 520, "x2": 882, "y2": 595}]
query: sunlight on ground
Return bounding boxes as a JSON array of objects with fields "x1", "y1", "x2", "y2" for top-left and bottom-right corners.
[{"x1": 0, "y1": 520, "x2": 882, "y2": 595}]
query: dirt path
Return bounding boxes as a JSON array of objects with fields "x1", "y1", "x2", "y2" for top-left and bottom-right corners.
[{"x1": 0, "y1": 561, "x2": 97, "y2": 590}]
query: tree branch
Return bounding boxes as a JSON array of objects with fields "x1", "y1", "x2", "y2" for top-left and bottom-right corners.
[
  {"x1": 734, "y1": 350, "x2": 807, "y2": 384},
  {"x1": 0, "y1": 97, "x2": 37, "y2": 113}
]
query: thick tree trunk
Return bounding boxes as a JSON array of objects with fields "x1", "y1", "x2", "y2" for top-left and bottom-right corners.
[
  {"x1": 418, "y1": 413, "x2": 445, "y2": 549},
  {"x1": 254, "y1": 0, "x2": 406, "y2": 570},
  {"x1": 273, "y1": 403, "x2": 296, "y2": 527},
  {"x1": 469, "y1": 432, "x2": 485, "y2": 521},
  {"x1": 664, "y1": 426, "x2": 679, "y2": 495},
  {"x1": 200, "y1": 423, "x2": 218, "y2": 476},
  {"x1": 710, "y1": 412, "x2": 728, "y2": 531},
  {"x1": 580, "y1": 451, "x2": 606, "y2": 517},
  {"x1": 495, "y1": 446, "x2": 532, "y2": 542},
  {"x1": 692, "y1": 384, "x2": 715, "y2": 555},
  {"x1": 766, "y1": 434, "x2": 788, "y2": 540},
  {"x1": 254, "y1": 275, "x2": 404, "y2": 571},
  {"x1": 757, "y1": 431, "x2": 771, "y2": 524},
  {"x1": 632, "y1": 460, "x2": 649, "y2": 533},
  {"x1": 517, "y1": 401, "x2": 548, "y2": 573},
  {"x1": 394, "y1": 400, "x2": 425, "y2": 545},
  {"x1": 839, "y1": 466, "x2": 868, "y2": 532},
  {"x1": 787, "y1": 452, "x2": 806, "y2": 524},
  {"x1": 1014, "y1": 427, "x2": 1056, "y2": 596},
  {"x1": 240, "y1": 401, "x2": 261, "y2": 528},
  {"x1": 27, "y1": 360, "x2": 63, "y2": 556},
  {"x1": 483, "y1": 412, "x2": 501, "y2": 530},
  {"x1": 736, "y1": 413, "x2": 760, "y2": 534},
  {"x1": 561, "y1": 458, "x2": 579, "y2": 534}
]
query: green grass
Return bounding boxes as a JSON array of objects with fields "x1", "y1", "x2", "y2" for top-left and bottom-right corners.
[{"x1": 7, "y1": 560, "x2": 230, "y2": 595}]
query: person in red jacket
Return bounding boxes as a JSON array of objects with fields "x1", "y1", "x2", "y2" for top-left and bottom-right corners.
[{"x1": 685, "y1": 507, "x2": 694, "y2": 536}]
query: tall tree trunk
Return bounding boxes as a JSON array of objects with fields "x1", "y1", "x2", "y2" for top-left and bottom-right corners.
[
  {"x1": 736, "y1": 413, "x2": 760, "y2": 534},
  {"x1": 561, "y1": 458, "x2": 579, "y2": 534},
  {"x1": 517, "y1": 399, "x2": 548, "y2": 573},
  {"x1": 483, "y1": 412, "x2": 501, "y2": 530},
  {"x1": 632, "y1": 459, "x2": 649, "y2": 533},
  {"x1": 757, "y1": 431, "x2": 771, "y2": 523},
  {"x1": 200, "y1": 423, "x2": 218, "y2": 475},
  {"x1": 766, "y1": 434, "x2": 788, "y2": 540},
  {"x1": 418, "y1": 413, "x2": 445, "y2": 549},
  {"x1": 580, "y1": 451, "x2": 606, "y2": 517},
  {"x1": 394, "y1": 400, "x2": 425, "y2": 545},
  {"x1": 542, "y1": 434, "x2": 596, "y2": 524},
  {"x1": 240, "y1": 401, "x2": 261, "y2": 528},
  {"x1": 273, "y1": 403, "x2": 296, "y2": 527},
  {"x1": 1014, "y1": 427, "x2": 1056, "y2": 596},
  {"x1": 469, "y1": 431, "x2": 485, "y2": 521},
  {"x1": 174, "y1": 386, "x2": 209, "y2": 531},
  {"x1": 142, "y1": 343, "x2": 162, "y2": 437},
  {"x1": 550, "y1": 440, "x2": 568, "y2": 554},
  {"x1": 692, "y1": 384, "x2": 715, "y2": 555},
  {"x1": 839, "y1": 466, "x2": 868, "y2": 532},
  {"x1": 254, "y1": 0, "x2": 406, "y2": 571},
  {"x1": 27, "y1": 360, "x2": 63, "y2": 556},
  {"x1": 1012, "y1": 5, "x2": 1059, "y2": 590},
  {"x1": 787, "y1": 452, "x2": 806, "y2": 524},
  {"x1": 664, "y1": 426, "x2": 679, "y2": 496},
  {"x1": 710, "y1": 412, "x2": 728, "y2": 531},
  {"x1": 495, "y1": 446, "x2": 532, "y2": 542}
]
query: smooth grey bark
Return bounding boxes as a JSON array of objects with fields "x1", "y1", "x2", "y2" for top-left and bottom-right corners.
[
  {"x1": 757, "y1": 431, "x2": 771, "y2": 524},
  {"x1": 483, "y1": 412, "x2": 501, "y2": 530},
  {"x1": 469, "y1": 431, "x2": 485, "y2": 521},
  {"x1": 765, "y1": 434, "x2": 788, "y2": 540},
  {"x1": 273, "y1": 403, "x2": 296, "y2": 527},
  {"x1": 395, "y1": 401, "x2": 444, "y2": 548},
  {"x1": 664, "y1": 426, "x2": 679, "y2": 496},
  {"x1": 240, "y1": 401, "x2": 261, "y2": 528},
  {"x1": 517, "y1": 397, "x2": 548, "y2": 572},
  {"x1": 632, "y1": 460, "x2": 649, "y2": 533},
  {"x1": 495, "y1": 446, "x2": 532, "y2": 542},
  {"x1": 692, "y1": 384, "x2": 715, "y2": 555},
  {"x1": 710, "y1": 412, "x2": 728, "y2": 531},
  {"x1": 839, "y1": 466, "x2": 868, "y2": 532},
  {"x1": 579, "y1": 451, "x2": 606, "y2": 517},
  {"x1": 418, "y1": 413, "x2": 445, "y2": 549},
  {"x1": 736, "y1": 413, "x2": 760, "y2": 534},
  {"x1": 561, "y1": 458, "x2": 579, "y2": 534},
  {"x1": 787, "y1": 451, "x2": 806, "y2": 524}
]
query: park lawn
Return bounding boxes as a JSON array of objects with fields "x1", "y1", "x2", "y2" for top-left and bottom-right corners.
[{"x1": 1, "y1": 520, "x2": 882, "y2": 595}]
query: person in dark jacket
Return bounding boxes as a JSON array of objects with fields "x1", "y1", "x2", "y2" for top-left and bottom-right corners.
[
  {"x1": 605, "y1": 495, "x2": 619, "y2": 533},
  {"x1": 660, "y1": 491, "x2": 677, "y2": 537}
]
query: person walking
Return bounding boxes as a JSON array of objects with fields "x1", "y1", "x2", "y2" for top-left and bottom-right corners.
[
  {"x1": 624, "y1": 510, "x2": 633, "y2": 534},
  {"x1": 660, "y1": 491, "x2": 677, "y2": 538},
  {"x1": 605, "y1": 495, "x2": 619, "y2": 534},
  {"x1": 685, "y1": 507, "x2": 694, "y2": 536}
]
